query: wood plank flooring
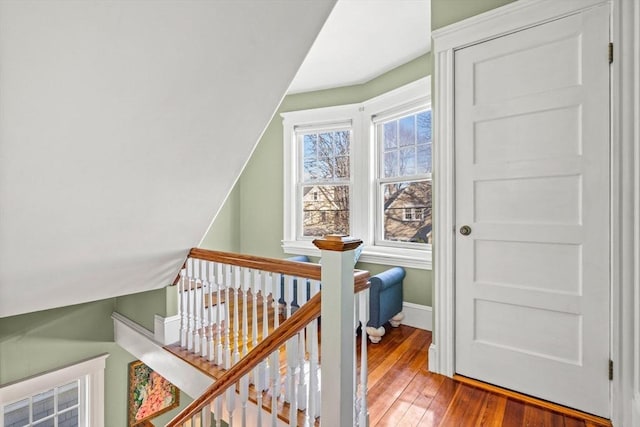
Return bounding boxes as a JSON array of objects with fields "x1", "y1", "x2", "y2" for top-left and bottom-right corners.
[
  {"x1": 167, "y1": 289, "x2": 611, "y2": 426},
  {"x1": 366, "y1": 325, "x2": 611, "y2": 427}
]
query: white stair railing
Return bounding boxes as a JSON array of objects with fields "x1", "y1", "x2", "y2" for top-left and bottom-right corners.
[{"x1": 170, "y1": 242, "x2": 369, "y2": 427}]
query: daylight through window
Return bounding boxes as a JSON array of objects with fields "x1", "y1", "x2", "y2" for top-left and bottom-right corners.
[{"x1": 282, "y1": 77, "x2": 432, "y2": 269}]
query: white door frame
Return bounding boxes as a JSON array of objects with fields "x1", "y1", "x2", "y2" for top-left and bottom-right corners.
[{"x1": 429, "y1": 0, "x2": 640, "y2": 425}]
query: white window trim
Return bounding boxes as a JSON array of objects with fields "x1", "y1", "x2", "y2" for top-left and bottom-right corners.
[
  {"x1": 0, "y1": 354, "x2": 108, "y2": 427},
  {"x1": 282, "y1": 77, "x2": 432, "y2": 270}
]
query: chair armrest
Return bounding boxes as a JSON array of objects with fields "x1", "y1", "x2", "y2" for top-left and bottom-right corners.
[{"x1": 369, "y1": 267, "x2": 406, "y2": 293}]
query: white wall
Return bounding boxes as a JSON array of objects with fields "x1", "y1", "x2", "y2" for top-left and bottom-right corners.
[{"x1": 0, "y1": 0, "x2": 336, "y2": 317}]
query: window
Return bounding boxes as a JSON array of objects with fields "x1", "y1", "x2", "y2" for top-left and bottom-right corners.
[
  {"x1": 298, "y1": 126, "x2": 352, "y2": 237},
  {"x1": 4, "y1": 381, "x2": 81, "y2": 427},
  {"x1": 283, "y1": 77, "x2": 431, "y2": 269},
  {"x1": 0, "y1": 355, "x2": 108, "y2": 427},
  {"x1": 376, "y1": 108, "x2": 432, "y2": 245}
]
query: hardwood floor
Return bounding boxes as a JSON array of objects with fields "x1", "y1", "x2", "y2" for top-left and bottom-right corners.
[
  {"x1": 366, "y1": 325, "x2": 611, "y2": 427},
  {"x1": 167, "y1": 289, "x2": 611, "y2": 426}
]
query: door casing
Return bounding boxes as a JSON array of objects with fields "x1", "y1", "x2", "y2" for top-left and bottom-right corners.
[{"x1": 429, "y1": 0, "x2": 639, "y2": 424}]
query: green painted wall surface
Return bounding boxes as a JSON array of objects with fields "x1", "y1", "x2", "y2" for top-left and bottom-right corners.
[
  {"x1": 202, "y1": 52, "x2": 433, "y2": 307},
  {"x1": 0, "y1": 296, "x2": 190, "y2": 426},
  {"x1": 0, "y1": 299, "x2": 130, "y2": 426},
  {"x1": 200, "y1": 183, "x2": 241, "y2": 253},
  {"x1": 115, "y1": 288, "x2": 168, "y2": 332},
  {"x1": 431, "y1": 0, "x2": 516, "y2": 30}
]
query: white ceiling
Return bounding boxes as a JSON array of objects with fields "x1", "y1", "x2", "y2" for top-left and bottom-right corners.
[{"x1": 288, "y1": 0, "x2": 431, "y2": 94}]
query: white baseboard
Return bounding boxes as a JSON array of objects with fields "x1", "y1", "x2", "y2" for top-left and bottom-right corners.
[
  {"x1": 154, "y1": 314, "x2": 181, "y2": 345},
  {"x1": 428, "y1": 343, "x2": 439, "y2": 373},
  {"x1": 401, "y1": 302, "x2": 432, "y2": 331}
]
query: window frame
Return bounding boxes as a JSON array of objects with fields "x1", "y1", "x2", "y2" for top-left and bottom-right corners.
[
  {"x1": 0, "y1": 354, "x2": 108, "y2": 427},
  {"x1": 296, "y1": 123, "x2": 354, "y2": 240},
  {"x1": 282, "y1": 77, "x2": 431, "y2": 270},
  {"x1": 373, "y1": 103, "x2": 432, "y2": 249}
]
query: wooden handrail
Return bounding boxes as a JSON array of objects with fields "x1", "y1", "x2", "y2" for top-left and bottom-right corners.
[
  {"x1": 167, "y1": 248, "x2": 370, "y2": 425},
  {"x1": 186, "y1": 248, "x2": 370, "y2": 292}
]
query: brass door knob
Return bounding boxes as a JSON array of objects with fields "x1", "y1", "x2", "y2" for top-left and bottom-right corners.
[{"x1": 459, "y1": 225, "x2": 472, "y2": 236}]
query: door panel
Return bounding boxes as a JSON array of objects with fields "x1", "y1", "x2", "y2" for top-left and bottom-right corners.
[{"x1": 454, "y1": 4, "x2": 610, "y2": 417}]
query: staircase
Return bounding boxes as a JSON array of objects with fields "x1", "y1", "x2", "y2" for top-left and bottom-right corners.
[{"x1": 163, "y1": 237, "x2": 370, "y2": 426}]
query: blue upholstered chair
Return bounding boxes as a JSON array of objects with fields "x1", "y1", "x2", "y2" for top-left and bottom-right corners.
[
  {"x1": 280, "y1": 255, "x2": 312, "y2": 309},
  {"x1": 282, "y1": 256, "x2": 405, "y2": 343},
  {"x1": 365, "y1": 267, "x2": 406, "y2": 343}
]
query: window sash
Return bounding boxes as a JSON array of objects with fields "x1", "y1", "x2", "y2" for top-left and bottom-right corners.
[{"x1": 296, "y1": 125, "x2": 353, "y2": 240}]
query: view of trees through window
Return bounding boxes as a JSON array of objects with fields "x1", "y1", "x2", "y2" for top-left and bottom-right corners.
[
  {"x1": 380, "y1": 109, "x2": 432, "y2": 244},
  {"x1": 300, "y1": 129, "x2": 351, "y2": 237},
  {"x1": 298, "y1": 109, "x2": 432, "y2": 242}
]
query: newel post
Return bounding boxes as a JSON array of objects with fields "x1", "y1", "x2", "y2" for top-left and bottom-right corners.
[{"x1": 313, "y1": 235, "x2": 363, "y2": 427}]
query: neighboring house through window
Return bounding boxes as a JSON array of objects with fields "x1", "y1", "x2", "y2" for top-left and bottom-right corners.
[
  {"x1": 282, "y1": 77, "x2": 431, "y2": 269},
  {"x1": 0, "y1": 355, "x2": 108, "y2": 427}
]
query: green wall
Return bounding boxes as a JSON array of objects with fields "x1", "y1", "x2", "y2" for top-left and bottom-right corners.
[
  {"x1": 431, "y1": 0, "x2": 516, "y2": 31},
  {"x1": 203, "y1": 52, "x2": 434, "y2": 307},
  {"x1": 0, "y1": 290, "x2": 190, "y2": 426},
  {"x1": 0, "y1": 299, "x2": 131, "y2": 426}
]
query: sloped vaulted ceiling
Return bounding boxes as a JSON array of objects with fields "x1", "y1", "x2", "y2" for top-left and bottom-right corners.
[{"x1": 0, "y1": 0, "x2": 336, "y2": 317}]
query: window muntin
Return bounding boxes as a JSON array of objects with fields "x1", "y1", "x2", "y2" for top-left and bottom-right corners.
[
  {"x1": 298, "y1": 127, "x2": 352, "y2": 238},
  {"x1": 377, "y1": 108, "x2": 432, "y2": 246},
  {"x1": 4, "y1": 381, "x2": 81, "y2": 427}
]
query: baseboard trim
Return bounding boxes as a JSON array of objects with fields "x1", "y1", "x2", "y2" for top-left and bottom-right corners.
[
  {"x1": 453, "y1": 374, "x2": 611, "y2": 427},
  {"x1": 402, "y1": 302, "x2": 432, "y2": 331}
]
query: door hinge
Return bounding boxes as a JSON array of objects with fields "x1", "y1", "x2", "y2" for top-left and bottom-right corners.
[
  {"x1": 609, "y1": 43, "x2": 613, "y2": 64},
  {"x1": 609, "y1": 359, "x2": 614, "y2": 380}
]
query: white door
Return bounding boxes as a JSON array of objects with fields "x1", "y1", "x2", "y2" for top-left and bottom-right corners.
[{"x1": 454, "y1": 4, "x2": 610, "y2": 417}]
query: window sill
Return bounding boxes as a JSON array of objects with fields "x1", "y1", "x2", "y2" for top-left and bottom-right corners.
[{"x1": 282, "y1": 240, "x2": 432, "y2": 270}]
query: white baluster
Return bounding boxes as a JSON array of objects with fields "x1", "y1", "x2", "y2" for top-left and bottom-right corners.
[
  {"x1": 249, "y1": 269, "x2": 259, "y2": 387},
  {"x1": 187, "y1": 258, "x2": 195, "y2": 351},
  {"x1": 274, "y1": 273, "x2": 282, "y2": 329},
  {"x1": 224, "y1": 264, "x2": 232, "y2": 369},
  {"x1": 270, "y1": 274, "x2": 282, "y2": 427},
  {"x1": 226, "y1": 382, "x2": 235, "y2": 427},
  {"x1": 297, "y1": 277, "x2": 308, "y2": 413},
  {"x1": 285, "y1": 275, "x2": 294, "y2": 318},
  {"x1": 286, "y1": 335, "x2": 299, "y2": 424},
  {"x1": 233, "y1": 265, "x2": 241, "y2": 364},
  {"x1": 270, "y1": 351, "x2": 280, "y2": 427},
  {"x1": 180, "y1": 268, "x2": 188, "y2": 348},
  {"x1": 242, "y1": 267, "x2": 249, "y2": 358},
  {"x1": 256, "y1": 349, "x2": 264, "y2": 426},
  {"x1": 200, "y1": 260, "x2": 208, "y2": 359},
  {"x1": 216, "y1": 262, "x2": 224, "y2": 366},
  {"x1": 193, "y1": 258, "x2": 201, "y2": 355},
  {"x1": 214, "y1": 395, "x2": 223, "y2": 427},
  {"x1": 259, "y1": 272, "x2": 270, "y2": 390},
  {"x1": 202, "y1": 406, "x2": 211, "y2": 427},
  {"x1": 240, "y1": 374, "x2": 249, "y2": 427},
  {"x1": 309, "y1": 279, "x2": 322, "y2": 419},
  {"x1": 308, "y1": 318, "x2": 320, "y2": 422},
  {"x1": 358, "y1": 289, "x2": 370, "y2": 427},
  {"x1": 207, "y1": 262, "x2": 220, "y2": 362}
]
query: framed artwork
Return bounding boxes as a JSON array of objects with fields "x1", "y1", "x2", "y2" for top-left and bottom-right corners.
[{"x1": 128, "y1": 360, "x2": 180, "y2": 426}]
